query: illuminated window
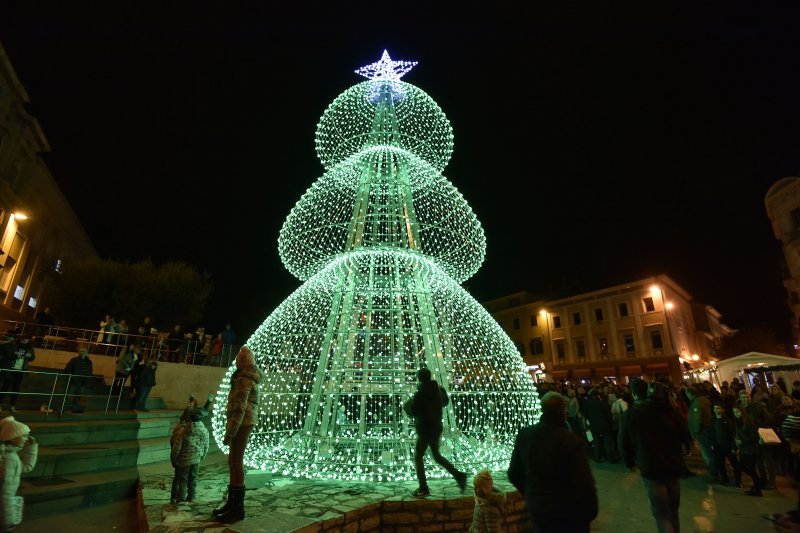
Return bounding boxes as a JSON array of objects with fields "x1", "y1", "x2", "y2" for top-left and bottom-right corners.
[
  {"x1": 642, "y1": 297, "x2": 655, "y2": 312},
  {"x1": 13, "y1": 285, "x2": 23, "y2": 300},
  {"x1": 55, "y1": 259, "x2": 63, "y2": 273},
  {"x1": 599, "y1": 337, "x2": 609, "y2": 355},
  {"x1": 27, "y1": 297, "x2": 36, "y2": 308}
]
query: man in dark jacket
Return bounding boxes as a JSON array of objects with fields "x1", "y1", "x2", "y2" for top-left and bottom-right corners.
[
  {"x1": 710, "y1": 403, "x2": 740, "y2": 486},
  {"x1": 406, "y1": 367, "x2": 466, "y2": 497},
  {"x1": 620, "y1": 379, "x2": 691, "y2": 533},
  {"x1": 65, "y1": 346, "x2": 93, "y2": 413},
  {"x1": 508, "y1": 391, "x2": 598, "y2": 532},
  {"x1": 582, "y1": 389, "x2": 615, "y2": 462},
  {"x1": 685, "y1": 385, "x2": 717, "y2": 481}
]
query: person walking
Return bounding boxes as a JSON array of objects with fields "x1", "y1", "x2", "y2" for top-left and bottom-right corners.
[
  {"x1": 405, "y1": 367, "x2": 467, "y2": 498},
  {"x1": 64, "y1": 346, "x2": 93, "y2": 413},
  {"x1": 582, "y1": 389, "x2": 615, "y2": 463},
  {"x1": 0, "y1": 416, "x2": 38, "y2": 531},
  {"x1": 620, "y1": 379, "x2": 691, "y2": 533},
  {"x1": 507, "y1": 390, "x2": 598, "y2": 532},
  {"x1": 112, "y1": 343, "x2": 140, "y2": 397},
  {"x1": 212, "y1": 346, "x2": 261, "y2": 523}
]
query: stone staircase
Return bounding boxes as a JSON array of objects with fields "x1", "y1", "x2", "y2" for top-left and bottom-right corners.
[{"x1": 4, "y1": 367, "x2": 186, "y2": 520}]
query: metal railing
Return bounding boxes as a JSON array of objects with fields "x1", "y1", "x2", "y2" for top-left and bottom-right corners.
[
  {"x1": 0, "y1": 320, "x2": 241, "y2": 367},
  {"x1": 0, "y1": 368, "x2": 132, "y2": 416}
]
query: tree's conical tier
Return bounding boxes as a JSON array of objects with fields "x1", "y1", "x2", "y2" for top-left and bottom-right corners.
[
  {"x1": 211, "y1": 249, "x2": 539, "y2": 480},
  {"x1": 211, "y1": 64, "x2": 540, "y2": 482}
]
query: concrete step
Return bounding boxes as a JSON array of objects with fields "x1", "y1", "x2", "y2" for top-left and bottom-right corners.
[
  {"x1": 20, "y1": 465, "x2": 140, "y2": 520},
  {"x1": 25, "y1": 435, "x2": 172, "y2": 478},
  {"x1": 27, "y1": 416, "x2": 176, "y2": 446}
]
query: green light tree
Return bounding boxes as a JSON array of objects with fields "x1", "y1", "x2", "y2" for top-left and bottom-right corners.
[{"x1": 211, "y1": 51, "x2": 540, "y2": 481}]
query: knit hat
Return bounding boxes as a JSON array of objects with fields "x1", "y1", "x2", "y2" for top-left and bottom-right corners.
[
  {"x1": 473, "y1": 469, "x2": 494, "y2": 496},
  {"x1": 782, "y1": 414, "x2": 800, "y2": 440},
  {"x1": 0, "y1": 416, "x2": 30, "y2": 442},
  {"x1": 236, "y1": 346, "x2": 255, "y2": 369}
]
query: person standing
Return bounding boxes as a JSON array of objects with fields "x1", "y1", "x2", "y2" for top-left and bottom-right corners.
[
  {"x1": 685, "y1": 385, "x2": 717, "y2": 482},
  {"x1": 213, "y1": 346, "x2": 261, "y2": 523},
  {"x1": 0, "y1": 416, "x2": 38, "y2": 531},
  {"x1": 507, "y1": 391, "x2": 598, "y2": 532},
  {"x1": 220, "y1": 324, "x2": 237, "y2": 365},
  {"x1": 406, "y1": 367, "x2": 467, "y2": 498},
  {"x1": 132, "y1": 356, "x2": 158, "y2": 412},
  {"x1": 582, "y1": 389, "x2": 615, "y2": 463},
  {"x1": 620, "y1": 379, "x2": 691, "y2": 533},
  {"x1": 0, "y1": 335, "x2": 34, "y2": 414},
  {"x1": 732, "y1": 402, "x2": 763, "y2": 496},
  {"x1": 710, "y1": 403, "x2": 741, "y2": 487},
  {"x1": 170, "y1": 403, "x2": 211, "y2": 504},
  {"x1": 469, "y1": 469, "x2": 506, "y2": 533},
  {"x1": 64, "y1": 346, "x2": 93, "y2": 413},
  {"x1": 113, "y1": 343, "x2": 140, "y2": 397}
]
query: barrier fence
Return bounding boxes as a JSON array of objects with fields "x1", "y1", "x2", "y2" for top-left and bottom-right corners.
[{"x1": 0, "y1": 320, "x2": 241, "y2": 367}]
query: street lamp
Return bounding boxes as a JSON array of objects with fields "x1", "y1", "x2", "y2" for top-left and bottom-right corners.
[{"x1": 539, "y1": 309, "x2": 554, "y2": 367}]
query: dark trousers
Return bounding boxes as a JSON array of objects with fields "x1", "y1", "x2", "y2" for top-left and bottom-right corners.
[
  {"x1": 67, "y1": 380, "x2": 87, "y2": 410},
  {"x1": 133, "y1": 385, "x2": 152, "y2": 410},
  {"x1": 642, "y1": 477, "x2": 681, "y2": 533},
  {"x1": 414, "y1": 430, "x2": 461, "y2": 489},
  {"x1": 592, "y1": 431, "x2": 616, "y2": 463},
  {"x1": 757, "y1": 444, "x2": 778, "y2": 486},
  {"x1": 0, "y1": 370, "x2": 24, "y2": 407},
  {"x1": 172, "y1": 463, "x2": 200, "y2": 501},
  {"x1": 229, "y1": 425, "x2": 253, "y2": 486},
  {"x1": 713, "y1": 448, "x2": 741, "y2": 484},
  {"x1": 740, "y1": 453, "x2": 762, "y2": 491}
]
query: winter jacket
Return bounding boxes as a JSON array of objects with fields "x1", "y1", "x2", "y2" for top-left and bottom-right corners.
[
  {"x1": 469, "y1": 488, "x2": 506, "y2": 533},
  {"x1": 711, "y1": 415, "x2": 737, "y2": 453},
  {"x1": 619, "y1": 400, "x2": 691, "y2": 480},
  {"x1": 8, "y1": 341, "x2": 34, "y2": 371},
  {"x1": 224, "y1": 366, "x2": 261, "y2": 445},
  {"x1": 409, "y1": 380, "x2": 449, "y2": 437},
  {"x1": 64, "y1": 355, "x2": 93, "y2": 383},
  {"x1": 734, "y1": 418, "x2": 759, "y2": 456},
  {"x1": 582, "y1": 395, "x2": 613, "y2": 434},
  {"x1": 688, "y1": 395, "x2": 712, "y2": 439},
  {"x1": 115, "y1": 349, "x2": 138, "y2": 375},
  {"x1": 138, "y1": 361, "x2": 158, "y2": 387},
  {"x1": 507, "y1": 417, "x2": 598, "y2": 525},
  {"x1": 171, "y1": 421, "x2": 209, "y2": 468},
  {"x1": 0, "y1": 439, "x2": 38, "y2": 529}
]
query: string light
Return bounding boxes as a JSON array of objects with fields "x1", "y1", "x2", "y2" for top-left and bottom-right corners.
[{"x1": 211, "y1": 51, "x2": 540, "y2": 482}]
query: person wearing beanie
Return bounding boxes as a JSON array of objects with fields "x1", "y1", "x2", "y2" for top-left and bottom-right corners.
[
  {"x1": 469, "y1": 469, "x2": 506, "y2": 533},
  {"x1": 0, "y1": 416, "x2": 37, "y2": 530},
  {"x1": 212, "y1": 346, "x2": 260, "y2": 523},
  {"x1": 170, "y1": 395, "x2": 211, "y2": 504},
  {"x1": 508, "y1": 391, "x2": 598, "y2": 532}
]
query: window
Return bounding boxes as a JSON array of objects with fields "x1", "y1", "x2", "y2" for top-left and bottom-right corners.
[
  {"x1": 642, "y1": 296, "x2": 655, "y2": 312},
  {"x1": 650, "y1": 330, "x2": 664, "y2": 350},
  {"x1": 624, "y1": 334, "x2": 635, "y2": 354},
  {"x1": 55, "y1": 259, "x2": 63, "y2": 273},
  {"x1": 516, "y1": 341, "x2": 525, "y2": 355},
  {"x1": 530, "y1": 315, "x2": 538, "y2": 327},
  {"x1": 513, "y1": 318, "x2": 520, "y2": 330},
  {"x1": 576, "y1": 339, "x2": 586, "y2": 358},
  {"x1": 13, "y1": 285, "x2": 23, "y2": 300},
  {"x1": 618, "y1": 302, "x2": 629, "y2": 317},
  {"x1": 599, "y1": 337, "x2": 609, "y2": 356},
  {"x1": 594, "y1": 308, "x2": 604, "y2": 321},
  {"x1": 572, "y1": 312, "x2": 582, "y2": 325},
  {"x1": 552, "y1": 315, "x2": 562, "y2": 328},
  {"x1": 555, "y1": 341, "x2": 566, "y2": 359},
  {"x1": 530, "y1": 337, "x2": 544, "y2": 355}
]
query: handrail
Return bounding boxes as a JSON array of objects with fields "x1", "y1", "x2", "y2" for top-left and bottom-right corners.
[
  {"x1": 0, "y1": 367, "x2": 133, "y2": 416},
  {"x1": 0, "y1": 320, "x2": 241, "y2": 367}
]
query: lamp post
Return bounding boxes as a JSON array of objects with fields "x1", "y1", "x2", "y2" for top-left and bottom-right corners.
[{"x1": 539, "y1": 309, "x2": 553, "y2": 369}]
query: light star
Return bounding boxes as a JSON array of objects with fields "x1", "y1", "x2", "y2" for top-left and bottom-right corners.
[{"x1": 355, "y1": 50, "x2": 418, "y2": 81}]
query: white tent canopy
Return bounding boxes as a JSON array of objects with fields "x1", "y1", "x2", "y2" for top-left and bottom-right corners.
[{"x1": 686, "y1": 352, "x2": 800, "y2": 390}]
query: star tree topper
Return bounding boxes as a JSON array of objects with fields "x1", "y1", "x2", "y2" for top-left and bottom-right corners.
[{"x1": 355, "y1": 50, "x2": 418, "y2": 81}]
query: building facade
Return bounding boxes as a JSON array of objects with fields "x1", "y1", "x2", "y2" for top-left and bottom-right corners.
[
  {"x1": 484, "y1": 275, "x2": 731, "y2": 384},
  {"x1": 0, "y1": 43, "x2": 96, "y2": 322},
  {"x1": 765, "y1": 177, "x2": 800, "y2": 346}
]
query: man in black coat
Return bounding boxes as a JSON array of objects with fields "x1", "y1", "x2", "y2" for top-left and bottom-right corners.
[
  {"x1": 582, "y1": 389, "x2": 615, "y2": 462},
  {"x1": 507, "y1": 391, "x2": 598, "y2": 532},
  {"x1": 65, "y1": 346, "x2": 94, "y2": 413},
  {"x1": 406, "y1": 367, "x2": 467, "y2": 497},
  {"x1": 620, "y1": 379, "x2": 691, "y2": 533}
]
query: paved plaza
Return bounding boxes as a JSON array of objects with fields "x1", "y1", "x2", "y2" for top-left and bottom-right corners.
[{"x1": 131, "y1": 452, "x2": 796, "y2": 532}]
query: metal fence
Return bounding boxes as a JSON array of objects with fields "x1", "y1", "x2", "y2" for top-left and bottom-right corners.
[{"x1": 0, "y1": 320, "x2": 241, "y2": 367}]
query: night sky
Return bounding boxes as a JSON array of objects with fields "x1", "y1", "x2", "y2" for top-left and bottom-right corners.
[{"x1": 1, "y1": 6, "x2": 799, "y2": 344}]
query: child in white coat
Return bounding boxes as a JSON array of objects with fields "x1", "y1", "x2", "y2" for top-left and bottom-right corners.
[{"x1": 0, "y1": 416, "x2": 38, "y2": 531}]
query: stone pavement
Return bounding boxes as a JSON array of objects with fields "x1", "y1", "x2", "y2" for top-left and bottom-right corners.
[{"x1": 141, "y1": 452, "x2": 796, "y2": 532}]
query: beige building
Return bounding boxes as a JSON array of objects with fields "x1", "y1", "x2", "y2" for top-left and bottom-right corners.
[
  {"x1": 484, "y1": 275, "x2": 732, "y2": 384},
  {"x1": 0, "y1": 43, "x2": 96, "y2": 322},
  {"x1": 765, "y1": 177, "x2": 800, "y2": 346}
]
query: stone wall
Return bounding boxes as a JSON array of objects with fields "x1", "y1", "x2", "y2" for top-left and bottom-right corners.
[{"x1": 294, "y1": 491, "x2": 533, "y2": 533}]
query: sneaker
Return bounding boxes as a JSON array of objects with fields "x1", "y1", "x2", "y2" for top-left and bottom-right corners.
[
  {"x1": 411, "y1": 487, "x2": 430, "y2": 498},
  {"x1": 455, "y1": 471, "x2": 468, "y2": 493}
]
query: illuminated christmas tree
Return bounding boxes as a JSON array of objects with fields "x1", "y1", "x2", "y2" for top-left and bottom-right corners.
[{"x1": 211, "y1": 50, "x2": 540, "y2": 482}]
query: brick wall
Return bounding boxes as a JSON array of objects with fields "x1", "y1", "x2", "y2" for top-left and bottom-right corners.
[{"x1": 295, "y1": 491, "x2": 533, "y2": 533}]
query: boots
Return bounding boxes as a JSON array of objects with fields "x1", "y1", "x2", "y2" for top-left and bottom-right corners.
[
  {"x1": 212, "y1": 484, "x2": 233, "y2": 517},
  {"x1": 216, "y1": 485, "x2": 245, "y2": 523}
]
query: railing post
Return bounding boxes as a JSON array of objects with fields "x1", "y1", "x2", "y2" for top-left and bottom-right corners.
[{"x1": 60, "y1": 374, "x2": 72, "y2": 416}]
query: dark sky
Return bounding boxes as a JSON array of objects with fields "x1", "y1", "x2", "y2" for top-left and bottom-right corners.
[{"x1": 1, "y1": 5, "x2": 799, "y2": 344}]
